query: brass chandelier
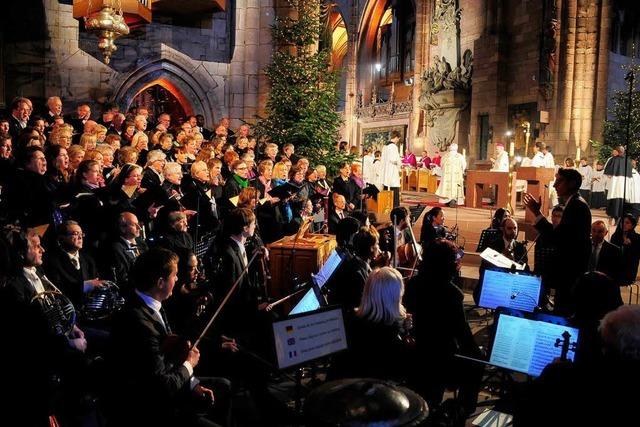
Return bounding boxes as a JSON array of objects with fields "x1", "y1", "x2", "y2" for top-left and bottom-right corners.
[{"x1": 83, "y1": 0, "x2": 130, "y2": 64}]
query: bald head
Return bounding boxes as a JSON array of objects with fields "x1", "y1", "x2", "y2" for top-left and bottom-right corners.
[
  {"x1": 591, "y1": 220, "x2": 608, "y2": 245},
  {"x1": 119, "y1": 212, "x2": 141, "y2": 239}
]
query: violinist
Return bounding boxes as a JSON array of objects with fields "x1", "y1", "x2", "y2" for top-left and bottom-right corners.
[
  {"x1": 326, "y1": 226, "x2": 378, "y2": 310},
  {"x1": 419, "y1": 206, "x2": 446, "y2": 250},
  {"x1": 107, "y1": 248, "x2": 230, "y2": 427},
  {"x1": 379, "y1": 206, "x2": 419, "y2": 268},
  {"x1": 329, "y1": 267, "x2": 414, "y2": 382}
]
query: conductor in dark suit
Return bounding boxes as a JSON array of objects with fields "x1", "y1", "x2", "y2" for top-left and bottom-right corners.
[
  {"x1": 107, "y1": 247, "x2": 229, "y2": 427},
  {"x1": 524, "y1": 168, "x2": 592, "y2": 315},
  {"x1": 43, "y1": 221, "x2": 101, "y2": 310},
  {"x1": 588, "y1": 220, "x2": 623, "y2": 284}
]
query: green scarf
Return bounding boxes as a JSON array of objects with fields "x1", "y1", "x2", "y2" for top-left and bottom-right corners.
[{"x1": 233, "y1": 174, "x2": 249, "y2": 189}]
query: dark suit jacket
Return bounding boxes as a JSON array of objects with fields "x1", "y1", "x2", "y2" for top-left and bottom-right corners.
[
  {"x1": 211, "y1": 238, "x2": 264, "y2": 336},
  {"x1": 328, "y1": 209, "x2": 346, "y2": 234},
  {"x1": 107, "y1": 293, "x2": 191, "y2": 426},
  {"x1": 43, "y1": 246, "x2": 99, "y2": 309},
  {"x1": 594, "y1": 240, "x2": 623, "y2": 284},
  {"x1": 102, "y1": 237, "x2": 148, "y2": 289},
  {"x1": 8, "y1": 115, "x2": 25, "y2": 139},
  {"x1": 5, "y1": 168, "x2": 56, "y2": 227},
  {"x1": 332, "y1": 176, "x2": 351, "y2": 203},
  {"x1": 141, "y1": 167, "x2": 162, "y2": 191},
  {"x1": 326, "y1": 255, "x2": 371, "y2": 309},
  {"x1": 535, "y1": 193, "x2": 591, "y2": 312},
  {"x1": 180, "y1": 178, "x2": 220, "y2": 238}
]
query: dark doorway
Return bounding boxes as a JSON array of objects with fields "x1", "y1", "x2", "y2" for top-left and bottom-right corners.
[{"x1": 130, "y1": 84, "x2": 188, "y2": 126}]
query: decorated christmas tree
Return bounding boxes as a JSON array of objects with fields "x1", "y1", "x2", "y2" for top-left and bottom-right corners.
[
  {"x1": 255, "y1": 0, "x2": 348, "y2": 175},
  {"x1": 594, "y1": 64, "x2": 640, "y2": 161}
]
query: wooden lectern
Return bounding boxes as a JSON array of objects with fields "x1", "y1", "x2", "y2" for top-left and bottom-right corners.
[
  {"x1": 267, "y1": 234, "x2": 337, "y2": 298},
  {"x1": 517, "y1": 167, "x2": 556, "y2": 223},
  {"x1": 465, "y1": 170, "x2": 517, "y2": 210},
  {"x1": 367, "y1": 190, "x2": 394, "y2": 220}
]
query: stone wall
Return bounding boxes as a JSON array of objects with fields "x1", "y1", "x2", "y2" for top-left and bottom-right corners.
[{"x1": 2, "y1": 0, "x2": 274, "y2": 129}]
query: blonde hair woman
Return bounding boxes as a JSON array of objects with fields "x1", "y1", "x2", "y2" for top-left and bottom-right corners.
[
  {"x1": 273, "y1": 161, "x2": 288, "y2": 181},
  {"x1": 330, "y1": 266, "x2": 413, "y2": 382},
  {"x1": 79, "y1": 133, "x2": 98, "y2": 151},
  {"x1": 357, "y1": 267, "x2": 407, "y2": 325},
  {"x1": 49, "y1": 123, "x2": 74, "y2": 149}
]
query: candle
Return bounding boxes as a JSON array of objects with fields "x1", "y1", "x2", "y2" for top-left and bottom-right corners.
[
  {"x1": 509, "y1": 141, "x2": 515, "y2": 157},
  {"x1": 462, "y1": 148, "x2": 466, "y2": 158},
  {"x1": 576, "y1": 146, "x2": 581, "y2": 162}
]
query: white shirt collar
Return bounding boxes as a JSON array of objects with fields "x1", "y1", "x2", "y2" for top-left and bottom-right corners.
[
  {"x1": 135, "y1": 289, "x2": 162, "y2": 314},
  {"x1": 230, "y1": 235, "x2": 245, "y2": 252}
]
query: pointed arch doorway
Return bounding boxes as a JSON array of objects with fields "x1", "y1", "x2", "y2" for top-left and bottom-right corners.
[{"x1": 130, "y1": 80, "x2": 190, "y2": 125}]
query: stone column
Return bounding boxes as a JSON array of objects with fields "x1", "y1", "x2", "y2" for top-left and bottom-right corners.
[{"x1": 548, "y1": 0, "x2": 609, "y2": 158}]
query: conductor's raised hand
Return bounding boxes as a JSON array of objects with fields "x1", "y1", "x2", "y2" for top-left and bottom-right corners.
[{"x1": 522, "y1": 193, "x2": 542, "y2": 216}]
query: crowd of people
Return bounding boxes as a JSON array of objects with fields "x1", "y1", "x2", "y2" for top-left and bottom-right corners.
[{"x1": 0, "y1": 94, "x2": 639, "y2": 427}]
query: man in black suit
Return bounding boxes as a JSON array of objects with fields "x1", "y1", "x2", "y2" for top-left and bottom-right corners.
[
  {"x1": 43, "y1": 221, "x2": 101, "y2": 310},
  {"x1": 328, "y1": 193, "x2": 348, "y2": 234},
  {"x1": 65, "y1": 103, "x2": 92, "y2": 135},
  {"x1": 0, "y1": 229, "x2": 87, "y2": 425},
  {"x1": 332, "y1": 162, "x2": 354, "y2": 210},
  {"x1": 7, "y1": 97, "x2": 31, "y2": 139},
  {"x1": 589, "y1": 220, "x2": 623, "y2": 284},
  {"x1": 107, "y1": 247, "x2": 229, "y2": 427},
  {"x1": 103, "y1": 212, "x2": 148, "y2": 288},
  {"x1": 210, "y1": 208, "x2": 268, "y2": 338},
  {"x1": 524, "y1": 168, "x2": 592, "y2": 314}
]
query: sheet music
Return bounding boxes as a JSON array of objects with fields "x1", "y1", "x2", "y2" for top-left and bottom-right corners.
[
  {"x1": 479, "y1": 270, "x2": 541, "y2": 312},
  {"x1": 313, "y1": 250, "x2": 342, "y2": 288},
  {"x1": 480, "y1": 248, "x2": 525, "y2": 270},
  {"x1": 489, "y1": 314, "x2": 579, "y2": 376}
]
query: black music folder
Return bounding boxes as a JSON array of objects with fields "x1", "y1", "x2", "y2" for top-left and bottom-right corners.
[{"x1": 268, "y1": 182, "x2": 302, "y2": 199}]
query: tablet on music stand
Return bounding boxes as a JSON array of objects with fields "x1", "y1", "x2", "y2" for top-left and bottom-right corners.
[
  {"x1": 273, "y1": 306, "x2": 348, "y2": 370},
  {"x1": 488, "y1": 308, "x2": 579, "y2": 377},
  {"x1": 289, "y1": 250, "x2": 343, "y2": 315},
  {"x1": 478, "y1": 268, "x2": 542, "y2": 312}
]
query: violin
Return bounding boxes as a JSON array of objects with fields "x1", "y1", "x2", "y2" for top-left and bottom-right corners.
[{"x1": 554, "y1": 330, "x2": 577, "y2": 361}]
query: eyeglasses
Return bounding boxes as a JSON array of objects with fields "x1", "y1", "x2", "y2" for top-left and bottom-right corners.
[
  {"x1": 236, "y1": 166, "x2": 248, "y2": 170},
  {"x1": 67, "y1": 232, "x2": 85, "y2": 238}
]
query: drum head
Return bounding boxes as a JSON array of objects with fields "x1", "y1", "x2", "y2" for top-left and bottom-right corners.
[{"x1": 304, "y1": 378, "x2": 429, "y2": 426}]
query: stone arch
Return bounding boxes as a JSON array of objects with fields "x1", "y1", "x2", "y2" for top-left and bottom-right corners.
[{"x1": 111, "y1": 52, "x2": 222, "y2": 128}]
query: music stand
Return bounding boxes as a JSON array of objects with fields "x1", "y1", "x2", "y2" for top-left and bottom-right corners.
[
  {"x1": 195, "y1": 232, "x2": 216, "y2": 260},
  {"x1": 408, "y1": 203, "x2": 426, "y2": 225},
  {"x1": 272, "y1": 306, "x2": 348, "y2": 411},
  {"x1": 476, "y1": 229, "x2": 502, "y2": 252}
]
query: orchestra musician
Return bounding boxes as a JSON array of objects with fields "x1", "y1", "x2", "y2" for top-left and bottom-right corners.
[
  {"x1": 419, "y1": 207, "x2": 446, "y2": 250},
  {"x1": 379, "y1": 206, "x2": 419, "y2": 268},
  {"x1": 107, "y1": 247, "x2": 231, "y2": 427},
  {"x1": 0, "y1": 229, "x2": 87, "y2": 426}
]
